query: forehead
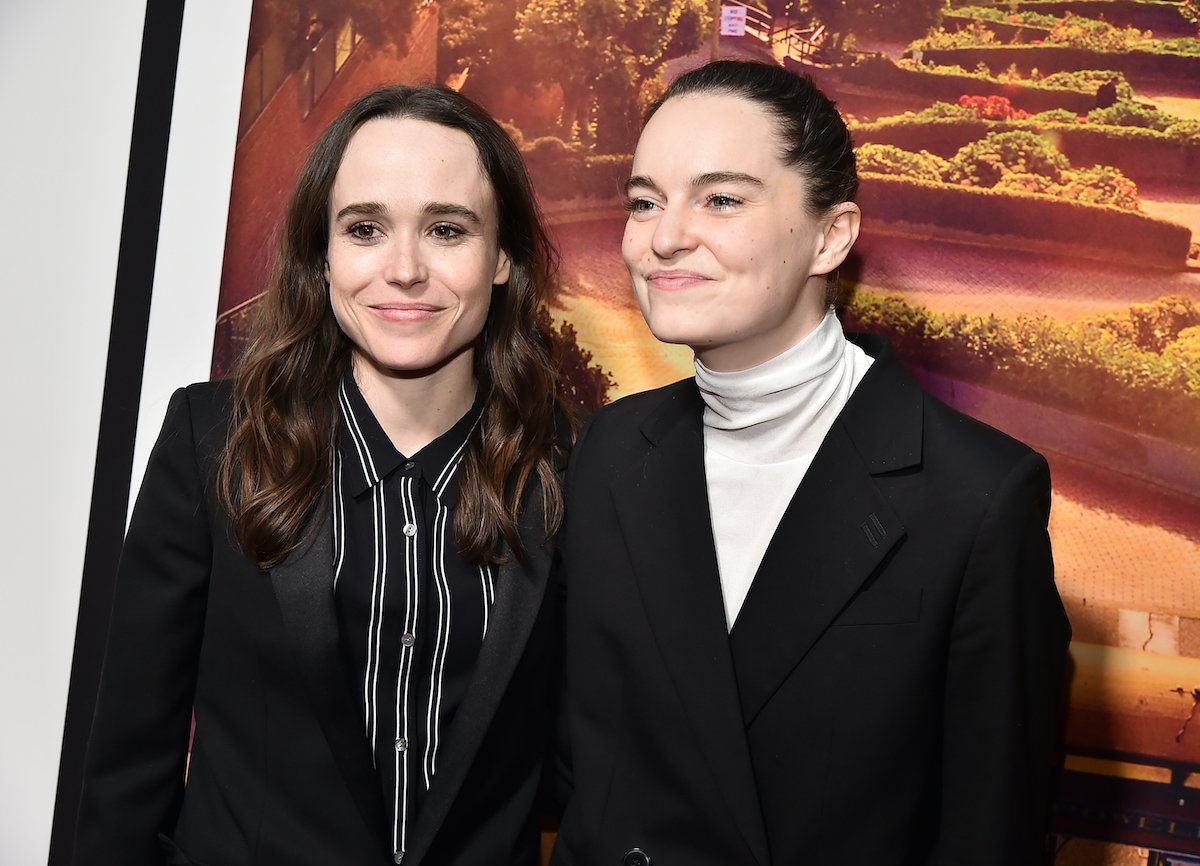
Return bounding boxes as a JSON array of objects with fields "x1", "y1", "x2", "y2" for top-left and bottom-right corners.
[
  {"x1": 332, "y1": 116, "x2": 495, "y2": 211},
  {"x1": 633, "y1": 92, "x2": 784, "y2": 177}
]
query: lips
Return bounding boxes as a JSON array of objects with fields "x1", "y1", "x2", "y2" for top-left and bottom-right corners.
[
  {"x1": 369, "y1": 302, "x2": 443, "y2": 322},
  {"x1": 645, "y1": 269, "x2": 712, "y2": 292}
]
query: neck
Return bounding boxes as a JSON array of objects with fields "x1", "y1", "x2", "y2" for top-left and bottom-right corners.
[
  {"x1": 353, "y1": 350, "x2": 478, "y2": 457},
  {"x1": 695, "y1": 287, "x2": 827, "y2": 373}
]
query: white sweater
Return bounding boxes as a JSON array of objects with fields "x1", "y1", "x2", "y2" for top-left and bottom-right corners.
[{"x1": 695, "y1": 308, "x2": 873, "y2": 630}]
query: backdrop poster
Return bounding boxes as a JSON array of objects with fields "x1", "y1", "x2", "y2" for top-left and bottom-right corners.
[{"x1": 214, "y1": 2, "x2": 1200, "y2": 862}]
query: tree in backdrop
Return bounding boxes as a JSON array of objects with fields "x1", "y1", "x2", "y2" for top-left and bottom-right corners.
[
  {"x1": 247, "y1": 0, "x2": 421, "y2": 72},
  {"x1": 800, "y1": 0, "x2": 947, "y2": 52},
  {"x1": 513, "y1": 0, "x2": 712, "y2": 153},
  {"x1": 439, "y1": 0, "x2": 525, "y2": 91},
  {"x1": 539, "y1": 309, "x2": 615, "y2": 411},
  {"x1": 1184, "y1": 0, "x2": 1200, "y2": 35}
]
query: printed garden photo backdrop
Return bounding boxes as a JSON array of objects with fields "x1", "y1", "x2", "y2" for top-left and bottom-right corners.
[{"x1": 213, "y1": 1, "x2": 1200, "y2": 861}]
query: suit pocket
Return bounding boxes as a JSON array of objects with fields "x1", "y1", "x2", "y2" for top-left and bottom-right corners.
[
  {"x1": 158, "y1": 833, "x2": 209, "y2": 866},
  {"x1": 831, "y1": 587, "x2": 921, "y2": 626}
]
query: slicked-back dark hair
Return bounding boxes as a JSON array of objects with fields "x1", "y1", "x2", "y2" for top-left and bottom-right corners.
[{"x1": 648, "y1": 60, "x2": 858, "y2": 217}]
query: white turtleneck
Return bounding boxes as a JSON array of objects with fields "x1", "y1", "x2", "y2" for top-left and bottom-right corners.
[{"x1": 695, "y1": 308, "x2": 873, "y2": 630}]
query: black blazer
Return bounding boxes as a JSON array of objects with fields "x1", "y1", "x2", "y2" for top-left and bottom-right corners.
[
  {"x1": 76, "y1": 381, "x2": 558, "y2": 866},
  {"x1": 552, "y1": 335, "x2": 1070, "y2": 866}
]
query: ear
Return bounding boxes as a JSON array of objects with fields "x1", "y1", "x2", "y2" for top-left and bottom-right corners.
[
  {"x1": 323, "y1": 258, "x2": 331, "y2": 283},
  {"x1": 812, "y1": 202, "x2": 860, "y2": 277},
  {"x1": 493, "y1": 247, "x2": 512, "y2": 286}
]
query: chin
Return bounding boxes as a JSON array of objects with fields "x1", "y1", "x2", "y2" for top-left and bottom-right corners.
[
  {"x1": 645, "y1": 324, "x2": 689, "y2": 347},
  {"x1": 645, "y1": 317, "x2": 715, "y2": 351}
]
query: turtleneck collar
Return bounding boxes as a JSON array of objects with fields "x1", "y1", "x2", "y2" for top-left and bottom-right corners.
[{"x1": 695, "y1": 307, "x2": 870, "y2": 464}]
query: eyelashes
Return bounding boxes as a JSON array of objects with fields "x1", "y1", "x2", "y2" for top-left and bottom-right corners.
[
  {"x1": 347, "y1": 221, "x2": 382, "y2": 241},
  {"x1": 621, "y1": 193, "x2": 745, "y2": 216},
  {"x1": 704, "y1": 193, "x2": 743, "y2": 210},
  {"x1": 342, "y1": 221, "x2": 468, "y2": 242},
  {"x1": 429, "y1": 222, "x2": 466, "y2": 241}
]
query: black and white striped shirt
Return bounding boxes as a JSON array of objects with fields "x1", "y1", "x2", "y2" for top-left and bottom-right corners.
[{"x1": 332, "y1": 373, "x2": 495, "y2": 864}]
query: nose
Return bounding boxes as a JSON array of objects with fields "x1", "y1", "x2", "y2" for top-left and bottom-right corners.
[
  {"x1": 383, "y1": 234, "x2": 428, "y2": 288},
  {"x1": 649, "y1": 201, "x2": 696, "y2": 260}
]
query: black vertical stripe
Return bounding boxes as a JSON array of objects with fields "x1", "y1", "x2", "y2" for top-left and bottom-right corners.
[{"x1": 48, "y1": 3, "x2": 188, "y2": 864}]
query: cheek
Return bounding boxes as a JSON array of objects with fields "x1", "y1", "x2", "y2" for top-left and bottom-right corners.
[
  {"x1": 456, "y1": 277, "x2": 494, "y2": 335},
  {"x1": 326, "y1": 287, "x2": 356, "y2": 338},
  {"x1": 621, "y1": 222, "x2": 647, "y2": 266}
]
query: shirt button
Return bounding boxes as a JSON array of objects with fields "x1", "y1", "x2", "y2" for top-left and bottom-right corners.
[
  {"x1": 395, "y1": 737, "x2": 408, "y2": 752},
  {"x1": 403, "y1": 461, "x2": 415, "y2": 471},
  {"x1": 623, "y1": 849, "x2": 651, "y2": 866},
  {"x1": 403, "y1": 523, "x2": 417, "y2": 537},
  {"x1": 401, "y1": 632, "x2": 416, "y2": 647}
]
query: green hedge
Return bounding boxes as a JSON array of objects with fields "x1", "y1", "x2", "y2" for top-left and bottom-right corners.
[
  {"x1": 835, "y1": 57, "x2": 1139, "y2": 113},
  {"x1": 943, "y1": 11, "x2": 1054, "y2": 42},
  {"x1": 841, "y1": 290, "x2": 1200, "y2": 444},
  {"x1": 965, "y1": 0, "x2": 1195, "y2": 35},
  {"x1": 852, "y1": 114, "x2": 1200, "y2": 185},
  {"x1": 857, "y1": 172, "x2": 1192, "y2": 268},
  {"x1": 921, "y1": 45, "x2": 1200, "y2": 86},
  {"x1": 951, "y1": 5, "x2": 1062, "y2": 27},
  {"x1": 835, "y1": 56, "x2": 1105, "y2": 114}
]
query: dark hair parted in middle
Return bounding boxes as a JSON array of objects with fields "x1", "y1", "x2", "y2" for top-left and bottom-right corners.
[
  {"x1": 649, "y1": 60, "x2": 858, "y2": 216},
  {"x1": 218, "y1": 84, "x2": 572, "y2": 569}
]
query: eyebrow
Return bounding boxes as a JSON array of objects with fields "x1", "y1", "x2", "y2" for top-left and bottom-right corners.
[
  {"x1": 335, "y1": 201, "x2": 387, "y2": 221},
  {"x1": 423, "y1": 202, "x2": 483, "y2": 225},
  {"x1": 624, "y1": 171, "x2": 765, "y2": 196},
  {"x1": 333, "y1": 201, "x2": 483, "y2": 225}
]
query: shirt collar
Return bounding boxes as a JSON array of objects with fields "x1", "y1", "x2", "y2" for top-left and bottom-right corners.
[{"x1": 336, "y1": 371, "x2": 484, "y2": 504}]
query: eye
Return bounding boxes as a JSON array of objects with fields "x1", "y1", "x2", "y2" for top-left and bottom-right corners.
[
  {"x1": 430, "y1": 222, "x2": 466, "y2": 241},
  {"x1": 623, "y1": 197, "x2": 659, "y2": 217},
  {"x1": 346, "y1": 221, "x2": 382, "y2": 241},
  {"x1": 705, "y1": 193, "x2": 742, "y2": 210}
]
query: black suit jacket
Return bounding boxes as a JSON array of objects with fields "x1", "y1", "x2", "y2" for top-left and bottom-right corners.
[
  {"x1": 76, "y1": 381, "x2": 558, "y2": 866},
  {"x1": 552, "y1": 336, "x2": 1070, "y2": 866}
]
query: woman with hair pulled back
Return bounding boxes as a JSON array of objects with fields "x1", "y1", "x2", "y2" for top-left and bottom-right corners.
[
  {"x1": 553, "y1": 60, "x2": 1069, "y2": 865},
  {"x1": 77, "y1": 84, "x2": 573, "y2": 866}
]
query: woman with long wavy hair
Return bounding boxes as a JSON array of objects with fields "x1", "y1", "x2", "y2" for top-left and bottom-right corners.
[{"x1": 76, "y1": 84, "x2": 574, "y2": 866}]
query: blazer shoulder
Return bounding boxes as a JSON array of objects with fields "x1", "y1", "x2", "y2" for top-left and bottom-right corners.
[
  {"x1": 585, "y1": 377, "x2": 695, "y2": 439},
  {"x1": 566, "y1": 378, "x2": 695, "y2": 486},
  {"x1": 180, "y1": 378, "x2": 233, "y2": 416},
  {"x1": 169, "y1": 379, "x2": 235, "y2": 471},
  {"x1": 849, "y1": 333, "x2": 1042, "y2": 479},
  {"x1": 922, "y1": 390, "x2": 1042, "y2": 474}
]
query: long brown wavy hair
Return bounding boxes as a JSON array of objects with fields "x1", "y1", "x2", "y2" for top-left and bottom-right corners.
[{"x1": 218, "y1": 85, "x2": 573, "y2": 569}]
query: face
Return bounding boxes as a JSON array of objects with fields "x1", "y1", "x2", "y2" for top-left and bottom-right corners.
[
  {"x1": 623, "y1": 93, "x2": 858, "y2": 372},
  {"x1": 326, "y1": 116, "x2": 510, "y2": 388}
]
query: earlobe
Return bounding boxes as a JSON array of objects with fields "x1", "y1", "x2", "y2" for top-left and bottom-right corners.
[
  {"x1": 323, "y1": 259, "x2": 331, "y2": 284},
  {"x1": 816, "y1": 203, "x2": 861, "y2": 273}
]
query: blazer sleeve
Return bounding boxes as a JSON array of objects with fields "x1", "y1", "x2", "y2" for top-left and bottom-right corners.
[
  {"x1": 938, "y1": 450, "x2": 1070, "y2": 865},
  {"x1": 75, "y1": 387, "x2": 214, "y2": 866}
]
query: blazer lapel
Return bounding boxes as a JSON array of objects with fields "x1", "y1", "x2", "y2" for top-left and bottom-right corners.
[
  {"x1": 270, "y1": 506, "x2": 391, "y2": 856},
  {"x1": 401, "y1": 484, "x2": 553, "y2": 866},
  {"x1": 729, "y1": 336, "x2": 921, "y2": 726},
  {"x1": 612, "y1": 384, "x2": 771, "y2": 866}
]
